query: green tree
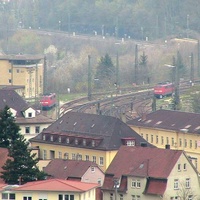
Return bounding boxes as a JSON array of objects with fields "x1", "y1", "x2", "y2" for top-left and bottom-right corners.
[
  {"x1": 139, "y1": 51, "x2": 148, "y2": 84},
  {"x1": 0, "y1": 105, "x2": 21, "y2": 148},
  {"x1": 0, "y1": 106, "x2": 46, "y2": 184},
  {"x1": 95, "y1": 53, "x2": 115, "y2": 88}
]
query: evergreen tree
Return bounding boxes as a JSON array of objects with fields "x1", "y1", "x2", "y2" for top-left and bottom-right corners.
[
  {"x1": 0, "y1": 106, "x2": 46, "y2": 184},
  {"x1": 95, "y1": 53, "x2": 115, "y2": 88},
  {"x1": 0, "y1": 105, "x2": 21, "y2": 147},
  {"x1": 139, "y1": 51, "x2": 148, "y2": 84}
]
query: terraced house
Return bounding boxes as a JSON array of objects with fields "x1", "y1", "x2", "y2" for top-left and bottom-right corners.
[
  {"x1": 127, "y1": 109, "x2": 200, "y2": 172},
  {"x1": 30, "y1": 111, "x2": 153, "y2": 172}
]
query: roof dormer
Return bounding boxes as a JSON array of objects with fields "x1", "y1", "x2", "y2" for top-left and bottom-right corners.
[{"x1": 23, "y1": 107, "x2": 36, "y2": 118}]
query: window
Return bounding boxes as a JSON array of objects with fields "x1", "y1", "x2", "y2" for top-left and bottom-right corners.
[
  {"x1": 110, "y1": 193, "x2": 114, "y2": 200},
  {"x1": 28, "y1": 113, "x2": 32, "y2": 118},
  {"x1": 179, "y1": 139, "x2": 182, "y2": 147},
  {"x1": 43, "y1": 150, "x2": 47, "y2": 160},
  {"x1": 35, "y1": 126, "x2": 40, "y2": 133},
  {"x1": 77, "y1": 154, "x2": 82, "y2": 160},
  {"x1": 185, "y1": 139, "x2": 187, "y2": 147},
  {"x1": 72, "y1": 153, "x2": 76, "y2": 160},
  {"x1": 98, "y1": 178, "x2": 102, "y2": 185},
  {"x1": 66, "y1": 138, "x2": 70, "y2": 144},
  {"x1": 178, "y1": 164, "x2": 181, "y2": 171},
  {"x1": 25, "y1": 127, "x2": 30, "y2": 134},
  {"x1": 174, "y1": 179, "x2": 179, "y2": 190},
  {"x1": 183, "y1": 163, "x2": 187, "y2": 170},
  {"x1": 131, "y1": 179, "x2": 141, "y2": 188},
  {"x1": 146, "y1": 134, "x2": 148, "y2": 141},
  {"x1": 23, "y1": 196, "x2": 32, "y2": 200},
  {"x1": 127, "y1": 140, "x2": 135, "y2": 146},
  {"x1": 190, "y1": 140, "x2": 192, "y2": 148},
  {"x1": 91, "y1": 166, "x2": 95, "y2": 172},
  {"x1": 99, "y1": 157, "x2": 104, "y2": 166},
  {"x1": 64, "y1": 153, "x2": 69, "y2": 159},
  {"x1": 85, "y1": 155, "x2": 89, "y2": 161},
  {"x1": 9, "y1": 79, "x2": 12, "y2": 83},
  {"x1": 92, "y1": 156, "x2": 96, "y2": 163},
  {"x1": 16, "y1": 69, "x2": 20, "y2": 73},
  {"x1": 156, "y1": 135, "x2": 158, "y2": 144},
  {"x1": 119, "y1": 194, "x2": 123, "y2": 200},
  {"x1": 2, "y1": 193, "x2": 15, "y2": 200},
  {"x1": 186, "y1": 178, "x2": 190, "y2": 188},
  {"x1": 83, "y1": 139, "x2": 86, "y2": 146},
  {"x1": 151, "y1": 135, "x2": 153, "y2": 143},
  {"x1": 161, "y1": 136, "x2": 164, "y2": 145},
  {"x1": 92, "y1": 140, "x2": 95, "y2": 147},
  {"x1": 58, "y1": 136, "x2": 62, "y2": 143},
  {"x1": 50, "y1": 135, "x2": 53, "y2": 141},
  {"x1": 9, "y1": 69, "x2": 11, "y2": 73},
  {"x1": 42, "y1": 135, "x2": 46, "y2": 140},
  {"x1": 188, "y1": 195, "x2": 193, "y2": 200},
  {"x1": 75, "y1": 138, "x2": 78, "y2": 145},
  {"x1": 58, "y1": 194, "x2": 74, "y2": 200},
  {"x1": 132, "y1": 195, "x2": 140, "y2": 200},
  {"x1": 58, "y1": 152, "x2": 62, "y2": 159}
]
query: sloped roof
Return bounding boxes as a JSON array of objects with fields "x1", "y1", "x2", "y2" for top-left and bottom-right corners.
[
  {"x1": 0, "y1": 148, "x2": 9, "y2": 184},
  {"x1": 13, "y1": 178, "x2": 98, "y2": 192},
  {"x1": 44, "y1": 159, "x2": 101, "y2": 179},
  {"x1": 127, "y1": 109, "x2": 200, "y2": 134},
  {"x1": 0, "y1": 89, "x2": 29, "y2": 117},
  {"x1": 30, "y1": 112, "x2": 153, "y2": 150},
  {"x1": 105, "y1": 146, "x2": 183, "y2": 179}
]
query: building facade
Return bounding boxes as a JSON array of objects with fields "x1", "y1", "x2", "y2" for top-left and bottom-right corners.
[
  {"x1": 30, "y1": 112, "x2": 153, "y2": 172},
  {"x1": 0, "y1": 54, "x2": 44, "y2": 98},
  {"x1": 127, "y1": 109, "x2": 200, "y2": 172},
  {"x1": 102, "y1": 145, "x2": 200, "y2": 200}
]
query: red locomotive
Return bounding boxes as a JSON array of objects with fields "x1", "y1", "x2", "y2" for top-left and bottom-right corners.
[
  {"x1": 40, "y1": 93, "x2": 56, "y2": 110},
  {"x1": 153, "y1": 82, "x2": 175, "y2": 99}
]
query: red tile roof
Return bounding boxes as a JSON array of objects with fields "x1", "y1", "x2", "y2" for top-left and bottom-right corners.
[
  {"x1": 105, "y1": 146, "x2": 182, "y2": 179},
  {"x1": 144, "y1": 178, "x2": 167, "y2": 195},
  {"x1": 44, "y1": 159, "x2": 101, "y2": 179},
  {"x1": 14, "y1": 179, "x2": 98, "y2": 192}
]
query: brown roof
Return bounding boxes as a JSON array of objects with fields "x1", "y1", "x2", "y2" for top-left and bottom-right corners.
[
  {"x1": 144, "y1": 178, "x2": 167, "y2": 195},
  {"x1": 0, "y1": 54, "x2": 44, "y2": 61},
  {"x1": 30, "y1": 112, "x2": 153, "y2": 150},
  {"x1": 0, "y1": 89, "x2": 28, "y2": 117},
  {"x1": 44, "y1": 159, "x2": 101, "y2": 179},
  {"x1": 13, "y1": 178, "x2": 98, "y2": 192},
  {"x1": 106, "y1": 146, "x2": 182, "y2": 178},
  {"x1": 0, "y1": 148, "x2": 9, "y2": 184},
  {"x1": 127, "y1": 109, "x2": 200, "y2": 134},
  {"x1": 102, "y1": 146, "x2": 184, "y2": 191}
]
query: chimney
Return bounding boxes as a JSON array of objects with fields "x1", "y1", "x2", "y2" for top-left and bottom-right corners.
[{"x1": 165, "y1": 144, "x2": 170, "y2": 149}]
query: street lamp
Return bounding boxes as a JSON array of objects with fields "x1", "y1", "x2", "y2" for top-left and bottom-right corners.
[
  {"x1": 164, "y1": 64, "x2": 180, "y2": 110},
  {"x1": 58, "y1": 21, "x2": 61, "y2": 31}
]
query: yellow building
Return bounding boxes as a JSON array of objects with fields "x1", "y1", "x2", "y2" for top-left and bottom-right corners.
[
  {"x1": 30, "y1": 112, "x2": 153, "y2": 172},
  {"x1": 102, "y1": 145, "x2": 200, "y2": 200},
  {"x1": 127, "y1": 109, "x2": 200, "y2": 172},
  {"x1": 0, "y1": 54, "x2": 44, "y2": 98},
  {"x1": 0, "y1": 179, "x2": 98, "y2": 200}
]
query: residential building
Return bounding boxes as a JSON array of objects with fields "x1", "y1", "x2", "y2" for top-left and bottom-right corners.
[
  {"x1": 127, "y1": 109, "x2": 200, "y2": 172},
  {"x1": 30, "y1": 112, "x2": 153, "y2": 171},
  {"x1": 0, "y1": 54, "x2": 44, "y2": 98},
  {"x1": 43, "y1": 159, "x2": 105, "y2": 186},
  {"x1": 0, "y1": 89, "x2": 54, "y2": 141},
  {"x1": 0, "y1": 179, "x2": 99, "y2": 200},
  {"x1": 102, "y1": 145, "x2": 200, "y2": 200}
]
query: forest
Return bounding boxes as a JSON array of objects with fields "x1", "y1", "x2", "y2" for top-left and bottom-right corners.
[{"x1": 0, "y1": 0, "x2": 200, "y2": 95}]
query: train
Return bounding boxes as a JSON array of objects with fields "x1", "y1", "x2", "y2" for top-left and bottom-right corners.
[
  {"x1": 153, "y1": 82, "x2": 175, "y2": 99},
  {"x1": 40, "y1": 93, "x2": 56, "y2": 110}
]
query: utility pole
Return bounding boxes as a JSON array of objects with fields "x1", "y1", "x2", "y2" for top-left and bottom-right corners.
[
  {"x1": 43, "y1": 56, "x2": 47, "y2": 94},
  {"x1": 88, "y1": 55, "x2": 92, "y2": 101},
  {"x1": 190, "y1": 52, "x2": 194, "y2": 84},
  {"x1": 116, "y1": 51, "x2": 119, "y2": 94}
]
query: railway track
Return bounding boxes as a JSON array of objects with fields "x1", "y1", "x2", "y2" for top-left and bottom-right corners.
[{"x1": 58, "y1": 80, "x2": 197, "y2": 121}]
